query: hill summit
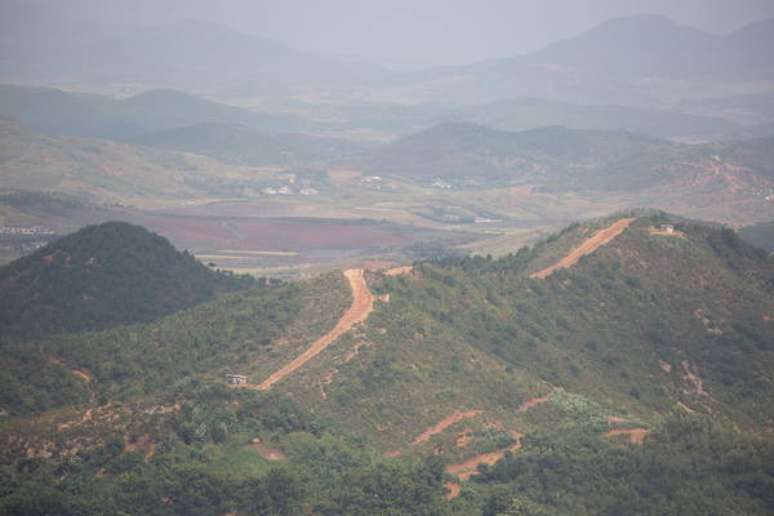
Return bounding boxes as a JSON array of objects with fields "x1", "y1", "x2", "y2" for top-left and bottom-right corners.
[{"x1": 0, "y1": 221, "x2": 252, "y2": 340}]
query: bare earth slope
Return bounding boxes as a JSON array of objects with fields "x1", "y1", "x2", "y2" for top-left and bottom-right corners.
[
  {"x1": 531, "y1": 217, "x2": 636, "y2": 279},
  {"x1": 258, "y1": 268, "x2": 374, "y2": 390}
]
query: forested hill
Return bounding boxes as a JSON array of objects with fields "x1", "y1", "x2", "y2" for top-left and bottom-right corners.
[
  {"x1": 0, "y1": 221, "x2": 252, "y2": 340},
  {"x1": 2, "y1": 216, "x2": 774, "y2": 514}
]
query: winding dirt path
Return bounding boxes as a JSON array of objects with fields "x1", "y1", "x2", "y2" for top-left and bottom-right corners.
[
  {"x1": 412, "y1": 410, "x2": 482, "y2": 445},
  {"x1": 445, "y1": 481, "x2": 462, "y2": 500},
  {"x1": 531, "y1": 218, "x2": 636, "y2": 279},
  {"x1": 248, "y1": 439, "x2": 286, "y2": 461},
  {"x1": 517, "y1": 395, "x2": 551, "y2": 413},
  {"x1": 384, "y1": 265, "x2": 413, "y2": 276},
  {"x1": 446, "y1": 431, "x2": 523, "y2": 480},
  {"x1": 603, "y1": 428, "x2": 649, "y2": 445},
  {"x1": 257, "y1": 269, "x2": 374, "y2": 391}
]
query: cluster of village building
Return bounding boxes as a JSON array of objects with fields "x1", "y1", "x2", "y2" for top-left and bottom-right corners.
[
  {"x1": 0, "y1": 226, "x2": 57, "y2": 254},
  {"x1": 0, "y1": 226, "x2": 56, "y2": 236}
]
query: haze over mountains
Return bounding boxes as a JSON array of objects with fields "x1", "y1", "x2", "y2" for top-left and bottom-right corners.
[
  {"x1": 392, "y1": 15, "x2": 774, "y2": 106},
  {"x1": 0, "y1": 85, "x2": 303, "y2": 139},
  {"x1": 522, "y1": 15, "x2": 774, "y2": 81},
  {"x1": 0, "y1": 15, "x2": 389, "y2": 95},
  {"x1": 2, "y1": 2, "x2": 774, "y2": 514},
  {"x1": 2, "y1": 11, "x2": 773, "y2": 105}
]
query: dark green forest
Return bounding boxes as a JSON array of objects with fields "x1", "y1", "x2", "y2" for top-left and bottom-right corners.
[{"x1": 0, "y1": 222, "x2": 254, "y2": 341}]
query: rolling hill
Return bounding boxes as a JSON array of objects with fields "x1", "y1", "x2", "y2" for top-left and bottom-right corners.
[
  {"x1": 461, "y1": 97, "x2": 742, "y2": 141},
  {"x1": 366, "y1": 123, "x2": 686, "y2": 190},
  {"x1": 0, "y1": 119, "x2": 350, "y2": 206},
  {"x1": 0, "y1": 221, "x2": 253, "y2": 341},
  {"x1": 1, "y1": 215, "x2": 774, "y2": 514},
  {"x1": 0, "y1": 119, "x2": 230, "y2": 205},
  {"x1": 0, "y1": 85, "x2": 303, "y2": 140},
  {"x1": 131, "y1": 122, "x2": 372, "y2": 167},
  {"x1": 679, "y1": 89, "x2": 774, "y2": 126},
  {"x1": 364, "y1": 123, "x2": 774, "y2": 204}
]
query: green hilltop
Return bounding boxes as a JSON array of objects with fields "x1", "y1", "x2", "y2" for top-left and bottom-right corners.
[{"x1": 0, "y1": 221, "x2": 253, "y2": 341}]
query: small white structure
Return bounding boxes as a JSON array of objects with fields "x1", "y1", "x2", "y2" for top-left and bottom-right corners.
[
  {"x1": 659, "y1": 224, "x2": 675, "y2": 234},
  {"x1": 226, "y1": 374, "x2": 248, "y2": 385}
]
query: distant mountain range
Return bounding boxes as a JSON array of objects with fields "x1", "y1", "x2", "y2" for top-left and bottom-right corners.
[
  {"x1": 521, "y1": 15, "x2": 774, "y2": 81},
  {"x1": 0, "y1": 85, "x2": 303, "y2": 139},
  {"x1": 0, "y1": 86, "x2": 372, "y2": 169},
  {"x1": 4, "y1": 83, "x2": 773, "y2": 147},
  {"x1": 0, "y1": 15, "x2": 389, "y2": 95},
  {"x1": 455, "y1": 97, "x2": 744, "y2": 140},
  {"x1": 130, "y1": 122, "x2": 372, "y2": 167},
  {"x1": 381, "y1": 15, "x2": 774, "y2": 105},
  {"x1": 1, "y1": 14, "x2": 771, "y2": 105},
  {"x1": 4, "y1": 109, "x2": 774, "y2": 216}
]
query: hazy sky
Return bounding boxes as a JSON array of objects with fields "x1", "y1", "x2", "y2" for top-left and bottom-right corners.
[{"x1": 8, "y1": 0, "x2": 774, "y2": 65}]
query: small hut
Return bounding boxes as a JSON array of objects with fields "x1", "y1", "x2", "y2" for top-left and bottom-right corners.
[
  {"x1": 226, "y1": 374, "x2": 248, "y2": 385},
  {"x1": 659, "y1": 224, "x2": 675, "y2": 234}
]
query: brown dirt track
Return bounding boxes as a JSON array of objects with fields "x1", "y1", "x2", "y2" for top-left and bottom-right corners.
[
  {"x1": 517, "y1": 395, "x2": 550, "y2": 413},
  {"x1": 531, "y1": 218, "x2": 636, "y2": 279},
  {"x1": 384, "y1": 265, "x2": 413, "y2": 276},
  {"x1": 257, "y1": 269, "x2": 374, "y2": 391},
  {"x1": 446, "y1": 431, "x2": 524, "y2": 480},
  {"x1": 412, "y1": 410, "x2": 482, "y2": 445},
  {"x1": 445, "y1": 481, "x2": 462, "y2": 500},
  {"x1": 603, "y1": 428, "x2": 649, "y2": 445}
]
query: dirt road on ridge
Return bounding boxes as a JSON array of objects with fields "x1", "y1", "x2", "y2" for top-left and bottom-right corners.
[
  {"x1": 531, "y1": 218, "x2": 636, "y2": 279},
  {"x1": 257, "y1": 269, "x2": 374, "y2": 391}
]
